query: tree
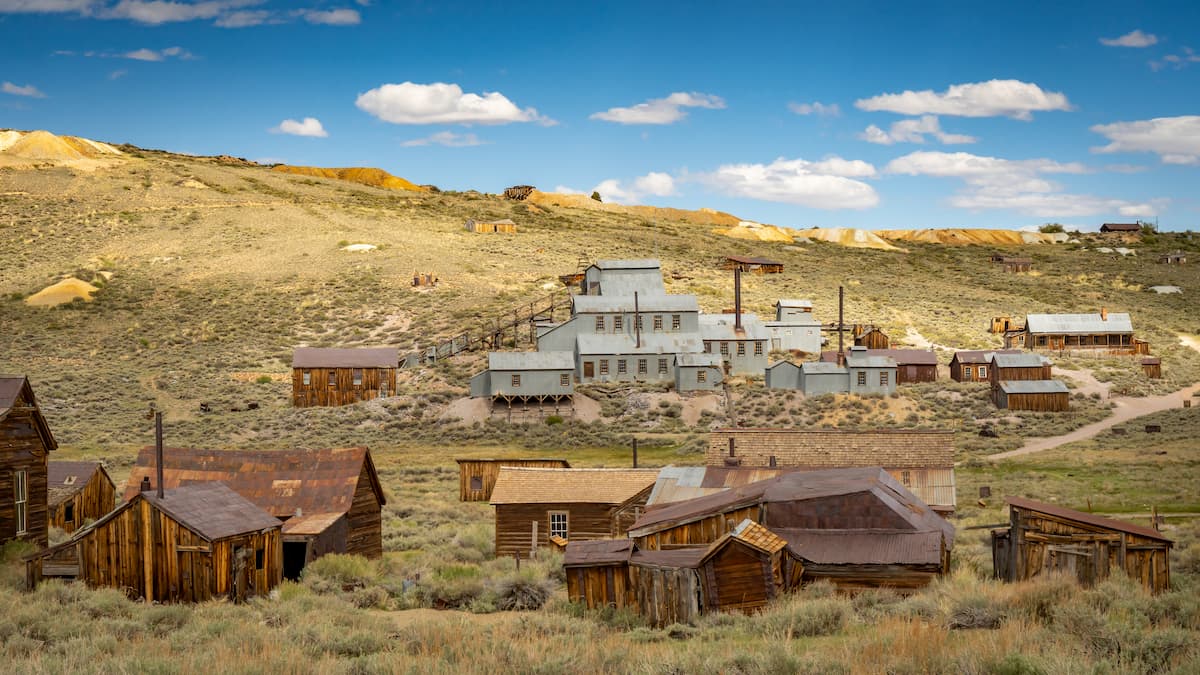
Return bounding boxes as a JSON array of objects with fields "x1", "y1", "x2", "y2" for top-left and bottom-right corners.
[
  {"x1": 1039, "y1": 223, "x2": 1065, "y2": 233},
  {"x1": 590, "y1": 191, "x2": 602, "y2": 202}
]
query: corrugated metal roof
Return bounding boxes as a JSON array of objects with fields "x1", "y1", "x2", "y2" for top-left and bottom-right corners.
[
  {"x1": 845, "y1": 351, "x2": 898, "y2": 368},
  {"x1": 487, "y1": 351, "x2": 574, "y2": 371},
  {"x1": 647, "y1": 466, "x2": 792, "y2": 505},
  {"x1": 489, "y1": 467, "x2": 658, "y2": 505},
  {"x1": 630, "y1": 548, "x2": 707, "y2": 569},
  {"x1": 992, "y1": 353, "x2": 1050, "y2": 368},
  {"x1": 1007, "y1": 497, "x2": 1171, "y2": 543},
  {"x1": 999, "y1": 380, "x2": 1069, "y2": 394},
  {"x1": 1024, "y1": 313, "x2": 1133, "y2": 335},
  {"x1": 698, "y1": 313, "x2": 769, "y2": 340},
  {"x1": 774, "y1": 528, "x2": 944, "y2": 565},
  {"x1": 952, "y1": 349, "x2": 1022, "y2": 365},
  {"x1": 142, "y1": 483, "x2": 281, "y2": 541},
  {"x1": 593, "y1": 259, "x2": 661, "y2": 270},
  {"x1": 775, "y1": 299, "x2": 813, "y2": 308},
  {"x1": 572, "y1": 294, "x2": 698, "y2": 313},
  {"x1": 575, "y1": 332, "x2": 704, "y2": 355},
  {"x1": 563, "y1": 538, "x2": 633, "y2": 566},
  {"x1": 767, "y1": 360, "x2": 803, "y2": 372},
  {"x1": 592, "y1": 276, "x2": 667, "y2": 297},
  {"x1": 1101, "y1": 223, "x2": 1140, "y2": 231},
  {"x1": 292, "y1": 347, "x2": 398, "y2": 368},
  {"x1": 677, "y1": 353, "x2": 722, "y2": 367},
  {"x1": 822, "y1": 349, "x2": 938, "y2": 366},
  {"x1": 801, "y1": 361, "x2": 846, "y2": 374}
]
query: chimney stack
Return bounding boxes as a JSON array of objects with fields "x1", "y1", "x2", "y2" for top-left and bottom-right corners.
[
  {"x1": 1100, "y1": 307, "x2": 1107, "y2": 321},
  {"x1": 728, "y1": 437, "x2": 736, "y2": 457},
  {"x1": 140, "y1": 476, "x2": 151, "y2": 493},
  {"x1": 734, "y1": 267, "x2": 743, "y2": 332},
  {"x1": 154, "y1": 411, "x2": 164, "y2": 499},
  {"x1": 634, "y1": 291, "x2": 642, "y2": 348},
  {"x1": 837, "y1": 286, "x2": 846, "y2": 366}
]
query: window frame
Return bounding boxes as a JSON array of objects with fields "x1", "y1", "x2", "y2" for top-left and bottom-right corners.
[
  {"x1": 560, "y1": 373, "x2": 570, "y2": 387},
  {"x1": 594, "y1": 316, "x2": 605, "y2": 333},
  {"x1": 302, "y1": 370, "x2": 311, "y2": 386},
  {"x1": 719, "y1": 342, "x2": 729, "y2": 356},
  {"x1": 617, "y1": 359, "x2": 627, "y2": 374},
  {"x1": 737, "y1": 342, "x2": 746, "y2": 356},
  {"x1": 754, "y1": 341, "x2": 763, "y2": 356},
  {"x1": 599, "y1": 359, "x2": 609, "y2": 375},
  {"x1": 880, "y1": 371, "x2": 890, "y2": 386},
  {"x1": 511, "y1": 374, "x2": 521, "y2": 388},
  {"x1": 637, "y1": 359, "x2": 647, "y2": 375},
  {"x1": 653, "y1": 315, "x2": 664, "y2": 331},
  {"x1": 548, "y1": 511, "x2": 569, "y2": 540},
  {"x1": 14, "y1": 470, "x2": 27, "y2": 535},
  {"x1": 978, "y1": 366, "x2": 988, "y2": 379},
  {"x1": 963, "y1": 365, "x2": 973, "y2": 379},
  {"x1": 613, "y1": 315, "x2": 623, "y2": 331},
  {"x1": 671, "y1": 314, "x2": 681, "y2": 330},
  {"x1": 327, "y1": 371, "x2": 337, "y2": 388},
  {"x1": 658, "y1": 358, "x2": 668, "y2": 374},
  {"x1": 352, "y1": 369, "x2": 363, "y2": 386},
  {"x1": 857, "y1": 371, "x2": 866, "y2": 386},
  {"x1": 470, "y1": 475, "x2": 484, "y2": 491},
  {"x1": 697, "y1": 370, "x2": 707, "y2": 383}
]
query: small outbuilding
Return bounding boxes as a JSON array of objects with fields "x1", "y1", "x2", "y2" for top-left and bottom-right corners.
[
  {"x1": 949, "y1": 349, "x2": 1022, "y2": 382},
  {"x1": 292, "y1": 347, "x2": 398, "y2": 407},
  {"x1": 455, "y1": 458, "x2": 571, "y2": 502},
  {"x1": 47, "y1": 461, "x2": 116, "y2": 534},
  {"x1": 469, "y1": 351, "x2": 575, "y2": 407},
  {"x1": 992, "y1": 497, "x2": 1172, "y2": 593},
  {"x1": 989, "y1": 352, "x2": 1053, "y2": 383},
  {"x1": 766, "y1": 300, "x2": 823, "y2": 354},
  {"x1": 764, "y1": 360, "x2": 802, "y2": 390},
  {"x1": 675, "y1": 353, "x2": 723, "y2": 392},
  {"x1": 822, "y1": 349, "x2": 938, "y2": 383},
  {"x1": 722, "y1": 255, "x2": 784, "y2": 274},
  {"x1": 1141, "y1": 357, "x2": 1162, "y2": 379},
  {"x1": 777, "y1": 528, "x2": 949, "y2": 591},
  {"x1": 564, "y1": 538, "x2": 635, "y2": 610},
  {"x1": 992, "y1": 380, "x2": 1070, "y2": 411},
  {"x1": 990, "y1": 255, "x2": 1032, "y2": 273},
  {"x1": 854, "y1": 327, "x2": 890, "y2": 349},
  {"x1": 1, "y1": 375, "x2": 56, "y2": 547},
  {"x1": 1099, "y1": 223, "x2": 1141, "y2": 233},
  {"x1": 1157, "y1": 251, "x2": 1187, "y2": 265},
  {"x1": 464, "y1": 218, "x2": 517, "y2": 234}
]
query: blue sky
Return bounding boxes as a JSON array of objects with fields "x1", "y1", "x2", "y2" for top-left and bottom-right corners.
[{"x1": 2, "y1": 1, "x2": 1198, "y2": 231}]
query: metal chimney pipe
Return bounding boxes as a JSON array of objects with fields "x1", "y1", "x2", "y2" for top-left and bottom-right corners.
[
  {"x1": 632, "y1": 437, "x2": 639, "y2": 468},
  {"x1": 728, "y1": 437, "x2": 735, "y2": 457},
  {"x1": 734, "y1": 267, "x2": 743, "y2": 331},
  {"x1": 155, "y1": 411, "x2": 164, "y2": 499},
  {"x1": 634, "y1": 291, "x2": 641, "y2": 348},
  {"x1": 837, "y1": 286, "x2": 845, "y2": 366}
]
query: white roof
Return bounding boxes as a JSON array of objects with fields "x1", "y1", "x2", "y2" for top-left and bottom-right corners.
[
  {"x1": 775, "y1": 299, "x2": 813, "y2": 308},
  {"x1": 677, "y1": 353, "x2": 722, "y2": 367},
  {"x1": 592, "y1": 259, "x2": 660, "y2": 270},
  {"x1": 572, "y1": 294, "x2": 698, "y2": 314},
  {"x1": 1025, "y1": 313, "x2": 1133, "y2": 334},
  {"x1": 487, "y1": 351, "x2": 575, "y2": 371},
  {"x1": 576, "y1": 332, "x2": 704, "y2": 355},
  {"x1": 698, "y1": 313, "x2": 769, "y2": 340}
]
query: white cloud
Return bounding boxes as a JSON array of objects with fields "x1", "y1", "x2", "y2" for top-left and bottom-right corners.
[
  {"x1": 787, "y1": 101, "x2": 840, "y2": 117},
  {"x1": 108, "y1": 69, "x2": 126, "y2": 79},
  {"x1": 298, "y1": 7, "x2": 358, "y2": 25},
  {"x1": 400, "y1": 131, "x2": 486, "y2": 147},
  {"x1": 271, "y1": 117, "x2": 328, "y2": 137},
  {"x1": 104, "y1": 0, "x2": 243, "y2": 24},
  {"x1": 855, "y1": 79, "x2": 1071, "y2": 120},
  {"x1": 2, "y1": 81, "x2": 46, "y2": 98},
  {"x1": 0, "y1": 0, "x2": 96, "y2": 12},
  {"x1": 1091, "y1": 116, "x2": 1200, "y2": 165},
  {"x1": 356, "y1": 82, "x2": 551, "y2": 126},
  {"x1": 0, "y1": 1, "x2": 363, "y2": 27},
  {"x1": 1100, "y1": 29, "x2": 1158, "y2": 47},
  {"x1": 213, "y1": 8, "x2": 266, "y2": 26},
  {"x1": 123, "y1": 46, "x2": 191, "y2": 61},
  {"x1": 859, "y1": 115, "x2": 976, "y2": 145},
  {"x1": 590, "y1": 172, "x2": 677, "y2": 204},
  {"x1": 886, "y1": 150, "x2": 1158, "y2": 217},
  {"x1": 693, "y1": 157, "x2": 879, "y2": 210},
  {"x1": 590, "y1": 92, "x2": 725, "y2": 125},
  {"x1": 1150, "y1": 46, "x2": 1200, "y2": 71}
]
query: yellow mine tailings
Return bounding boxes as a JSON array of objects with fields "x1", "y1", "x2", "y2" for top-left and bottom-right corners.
[
  {"x1": 526, "y1": 191, "x2": 743, "y2": 227},
  {"x1": 271, "y1": 165, "x2": 429, "y2": 192},
  {"x1": 25, "y1": 278, "x2": 99, "y2": 307},
  {"x1": 876, "y1": 228, "x2": 1057, "y2": 245}
]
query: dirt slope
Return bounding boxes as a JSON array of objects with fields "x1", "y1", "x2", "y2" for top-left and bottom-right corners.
[
  {"x1": 877, "y1": 228, "x2": 1057, "y2": 245},
  {"x1": 271, "y1": 165, "x2": 429, "y2": 192},
  {"x1": 796, "y1": 227, "x2": 906, "y2": 251},
  {"x1": 525, "y1": 190, "x2": 742, "y2": 227}
]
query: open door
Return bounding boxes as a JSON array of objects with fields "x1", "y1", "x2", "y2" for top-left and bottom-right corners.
[{"x1": 283, "y1": 540, "x2": 309, "y2": 581}]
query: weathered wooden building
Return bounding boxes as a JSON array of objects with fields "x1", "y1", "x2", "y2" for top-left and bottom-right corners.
[
  {"x1": 1099, "y1": 222, "x2": 1141, "y2": 234},
  {"x1": 696, "y1": 519, "x2": 797, "y2": 614},
  {"x1": 989, "y1": 316, "x2": 1018, "y2": 334},
  {"x1": 854, "y1": 327, "x2": 890, "y2": 349},
  {"x1": 776, "y1": 528, "x2": 949, "y2": 591},
  {"x1": 464, "y1": 218, "x2": 517, "y2": 234},
  {"x1": 564, "y1": 538, "x2": 635, "y2": 610},
  {"x1": 989, "y1": 352, "x2": 1053, "y2": 383},
  {"x1": 1141, "y1": 357, "x2": 1162, "y2": 379},
  {"x1": 47, "y1": 461, "x2": 115, "y2": 533},
  {"x1": 456, "y1": 458, "x2": 571, "y2": 502},
  {"x1": 722, "y1": 255, "x2": 784, "y2": 274},
  {"x1": 646, "y1": 466, "x2": 790, "y2": 506},
  {"x1": 1, "y1": 376, "x2": 55, "y2": 547},
  {"x1": 822, "y1": 349, "x2": 938, "y2": 383},
  {"x1": 1005, "y1": 310, "x2": 1147, "y2": 354},
  {"x1": 707, "y1": 429, "x2": 957, "y2": 513},
  {"x1": 291, "y1": 347, "x2": 398, "y2": 407},
  {"x1": 949, "y1": 349, "x2": 1022, "y2": 382},
  {"x1": 122, "y1": 446, "x2": 385, "y2": 579},
  {"x1": 990, "y1": 255, "x2": 1032, "y2": 273},
  {"x1": 489, "y1": 467, "x2": 658, "y2": 557},
  {"x1": 628, "y1": 548, "x2": 707, "y2": 626},
  {"x1": 992, "y1": 497, "x2": 1172, "y2": 593},
  {"x1": 26, "y1": 482, "x2": 282, "y2": 602},
  {"x1": 992, "y1": 380, "x2": 1070, "y2": 411},
  {"x1": 1157, "y1": 251, "x2": 1187, "y2": 265}
]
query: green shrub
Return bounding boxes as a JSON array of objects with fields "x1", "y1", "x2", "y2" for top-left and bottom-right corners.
[{"x1": 947, "y1": 594, "x2": 1007, "y2": 629}]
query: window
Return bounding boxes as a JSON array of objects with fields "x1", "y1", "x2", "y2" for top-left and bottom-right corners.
[
  {"x1": 328, "y1": 372, "x2": 336, "y2": 388},
  {"x1": 635, "y1": 315, "x2": 643, "y2": 331},
  {"x1": 613, "y1": 315, "x2": 623, "y2": 331},
  {"x1": 352, "y1": 369, "x2": 363, "y2": 386},
  {"x1": 599, "y1": 359, "x2": 609, "y2": 375},
  {"x1": 302, "y1": 371, "x2": 311, "y2": 386},
  {"x1": 617, "y1": 360, "x2": 627, "y2": 374},
  {"x1": 256, "y1": 548, "x2": 265, "y2": 570},
  {"x1": 963, "y1": 366, "x2": 973, "y2": 379},
  {"x1": 1036, "y1": 335, "x2": 1047, "y2": 346},
  {"x1": 704, "y1": 341, "x2": 712, "y2": 353},
  {"x1": 549, "y1": 511, "x2": 569, "y2": 539},
  {"x1": 14, "y1": 470, "x2": 27, "y2": 535},
  {"x1": 511, "y1": 374, "x2": 521, "y2": 387},
  {"x1": 653, "y1": 315, "x2": 663, "y2": 331},
  {"x1": 697, "y1": 370, "x2": 707, "y2": 383},
  {"x1": 64, "y1": 502, "x2": 74, "y2": 524},
  {"x1": 658, "y1": 358, "x2": 668, "y2": 374},
  {"x1": 671, "y1": 314, "x2": 681, "y2": 330},
  {"x1": 901, "y1": 470, "x2": 911, "y2": 487},
  {"x1": 720, "y1": 342, "x2": 729, "y2": 356},
  {"x1": 638, "y1": 359, "x2": 647, "y2": 375},
  {"x1": 880, "y1": 372, "x2": 890, "y2": 386},
  {"x1": 737, "y1": 342, "x2": 746, "y2": 356},
  {"x1": 754, "y1": 341, "x2": 763, "y2": 356},
  {"x1": 470, "y1": 475, "x2": 483, "y2": 491},
  {"x1": 595, "y1": 316, "x2": 605, "y2": 332},
  {"x1": 560, "y1": 373, "x2": 570, "y2": 387},
  {"x1": 857, "y1": 372, "x2": 866, "y2": 386},
  {"x1": 978, "y1": 366, "x2": 988, "y2": 379}
]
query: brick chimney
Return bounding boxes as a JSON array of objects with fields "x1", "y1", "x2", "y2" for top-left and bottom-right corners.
[
  {"x1": 140, "y1": 476, "x2": 151, "y2": 492},
  {"x1": 1100, "y1": 307, "x2": 1108, "y2": 321}
]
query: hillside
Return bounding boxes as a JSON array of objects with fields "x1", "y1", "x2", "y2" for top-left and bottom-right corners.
[{"x1": 270, "y1": 164, "x2": 429, "y2": 192}]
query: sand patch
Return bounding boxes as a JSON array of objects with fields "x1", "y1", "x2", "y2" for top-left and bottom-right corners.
[
  {"x1": 441, "y1": 396, "x2": 491, "y2": 423},
  {"x1": 0, "y1": 130, "x2": 22, "y2": 151},
  {"x1": 572, "y1": 393, "x2": 601, "y2": 422},
  {"x1": 177, "y1": 177, "x2": 209, "y2": 189},
  {"x1": 341, "y1": 243, "x2": 377, "y2": 252},
  {"x1": 25, "y1": 277, "x2": 99, "y2": 306}
]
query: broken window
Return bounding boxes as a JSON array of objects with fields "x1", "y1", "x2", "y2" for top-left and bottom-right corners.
[
  {"x1": 880, "y1": 372, "x2": 890, "y2": 386},
  {"x1": 470, "y1": 475, "x2": 483, "y2": 491},
  {"x1": 549, "y1": 511, "x2": 569, "y2": 539}
]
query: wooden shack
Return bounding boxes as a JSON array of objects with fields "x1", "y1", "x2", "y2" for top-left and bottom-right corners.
[
  {"x1": 1158, "y1": 251, "x2": 1187, "y2": 265},
  {"x1": 697, "y1": 520, "x2": 798, "y2": 614},
  {"x1": 776, "y1": 529, "x2": 949, "y2": 590},
  {"x1": 1, "y1": 376, "x2": 55, "y2": 547},
  {"x1": 989, "y1": 353, "x2": 1053, "y2": 383},
  {"x1": 456, "y1": 458, "x2": 571, "y2": 502},
  {"x1": 291, "y1": 347, "x2": 398, "y2": 407},
  {"x1": 722, "y1": 255, "x2": 784, "y2": 274},
  {"x1": 464, "y1": 218, "x2": 517, "y2": 233},
  {"x1": 629, "y1": 548, "x2": 707, "y2": 625},
  {"x1": 822, "y1": 349, "x2": 938, "y2": 383},
  {"x1": 990, "y1": 255, "x2": 1032, "y2": 273},
  {"x1": 708, "y1": 429, "x2": 957, "y2": 513},
  {"x1": 564, "y1": 538, "x2": 635, "y2": 610},
  {"x1": 489, "y1": 467, "x2": 658, "y2": 557},
  {"x1": 122, "y1": 446, "x2": 385, "y2": 579},
  {"x1": 992, "y1": 497, "x2": 1172, "y2": 593},
  {"x1": 1099, "y1": 222, "x2": 1141, "y2": 234},
  {"x1": 47, "y1": 461, "x2": 115, "y2": 534},
  {"x1": 1141, "y1": 357, "x2": 1162, "y2": 379},
  {"x1": 989, "y1": 316, "x2": 1017, "y2": 334},
  {"x1": 26, "y1": 482, "x2": 282, "y2": 602},
  {"x1": 1007, "y1": 310, "x2": 1147, "y2": 354},
  {"x1": 949, "y1": 349, "x2": 1021, "y2": 382},
  {"x1": 853, "y1": 326, "x2": 890, "y2": 349},
  {"x1": 992, "y1": 380, "x2": 1070, "y2": 411}
]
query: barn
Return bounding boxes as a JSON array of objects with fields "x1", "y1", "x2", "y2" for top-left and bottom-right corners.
[
  {"x1": 455, "y1": 458, "x2": 571, "y2": 502},
  {"x1": 26, "y1": 482, "x2": 282, "y2": 603},
  {"x1": 489, "y1": 467, "x2": 658, "y2": 557},
  {"x1": 47, "y1": 461, "x2": 116, "y2": 533},
  {"x1": 949, "y1": 349, "x2": 1022, "y2": 382},
  {"x1": 992, "y1": 497, "x2": 1172, "y2": 593},
  {"x1": 1, "y1": 376, "x2": 56, "y2": 547},
  {"x1": 122, "y1": 446, "x2": 385, "y2": 579},
  {"x1": 822, "y1": 349, "x2": 938, "y2": 383},
  {"x1": 291, "y1": 347, "x2": 398, "y2": 407},
  {"x1": 992, "y1": 380, "x2": 1070, "y2": 411}
]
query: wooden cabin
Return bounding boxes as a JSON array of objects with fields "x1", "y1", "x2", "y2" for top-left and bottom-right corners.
[
  {"x1": 464, "y1": 218, "x2": 517, "y2": 234},
  {"x1": 1141, "y1": 357, "x2": 1162, "y2": 379},
  {"x1": 949, "y1": 349, "x2": 1021, "y2": 382},
  {"x1": 992, "y1": 497, "x2": 1172, "y2": 593},
  {"x1": 989, "y1": 353, "x2": 1053, "y2": 383},
  {"x1": 989, "y1": 316, "x2": 1017, "y2": 334},
  {"x1": 1, "y1": 376, "x2": 56, "y2": 547},
  {"x1": 489, "y1": 467, "x2": 658, "y2": 557},
  {"x1": 47, "y1": 461, "x2": 115, "y2": 534},
  {"x1": 776, "y1": 529, "x2": 948, "y2": 591},
  {"x1": 822, "y1": 349, "x2": 938, "y2": 383},
  {"x1": 1158, "y1": 251, "x2": 1187, "y2": 265},
  {"x1": 1007, "y1": 310, "x2": 1147, "y2": 354},
  {"x1": 564, "y1": 538, "x2": 635, "y2": 610},
  {"x1": 853, "y1": 326, "x2": 890, "y2": 349},
  {"x1": 990, "y1": 255, "x2": 1032, "y2": 273},
  {"x1": 122, "y1": 446, "x2": 385, "y2": 580},
  {"x1": 26, "y1": 482, "x2": 282, "y2": 602},
  {"x1": 1099, "y1": 222, "x2": 1141, "y2": 234},
  {"x1": 992, "y1": 380, "x2": 1070, "y2": 411},
  {"x1": 697, "y1": 520, "x2": 798, "y2": 614},
  {"x1": 456, "y1": 458, "x2": 571, "y2": 502},
  {"x1": 291, "y1": 347, "x2": 398, "y2": 407},
  {"x1": 722, "y1": 255, "x2": 784, "y2": 274},
  {"x1": 708, "y1": 429, "x2": 957, "y2": 513}
]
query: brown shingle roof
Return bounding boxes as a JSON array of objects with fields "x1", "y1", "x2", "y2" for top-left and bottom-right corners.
[
  {"x1": 291, "y1": 347, "x2": 398, "y2": 368},
  {"x1": 281, "y1": 512, "x2": 345, "y2": 536},
  {"x1": 563, "y1": 539, "x2": 633, "y2": 567},
  {"x1": 707, "y1": 429, "x2": 954, "y2": 469},
  {"x1": 142, "y1": 483, "x2": 282, "y2": 541},
  {"x1": 726, "y1": 519, "x2": 787, "y2": 554},
  {"x1": 121, "y1": 446, "x2": 385, "y2": 518},
  {"x1": 774, "y1": 528, "x2": 944, "y2": 565},
  {"x1": 0, "y1": 375, "x2": 27, "y2": 417},
  {"x1": 47, "y1": 461, "x2": 107, "y2": 506},
  {"x1": 1007, "y1": 497, "x2": 1171, "y2": 543},
  {"x1": 489, "y1": 467, "x2": 658, "y2": 505}
]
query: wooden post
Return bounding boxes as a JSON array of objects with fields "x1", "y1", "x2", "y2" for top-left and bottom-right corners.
[
  {"x1": 155, "y1": 412, "x2": 164, "y2": 499},
  {"x1": 514, "y1": 551, "x2": 520, "y2": 571},
  {"x1": 530, "y1": 520, "x2": 538, "y2": 559},
  {"x1": 632, "y1": 438, "x2": 639, "y2": 468}
]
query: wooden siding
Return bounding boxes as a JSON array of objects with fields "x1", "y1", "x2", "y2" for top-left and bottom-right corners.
[
  {"x1": 565, "y1": 563, "x2": 634, "y2": 610},
  {"x1": 634, "y1": 505, "x2": 761, "y2": 551},
  {"x1": 897, "y1": 364, "x2": 938, "y2": 384},
  {"x1": 701, "y1": 541, "x2": 776, "y2": 613},
  {"x1": 629, "y1": 563, "x2": 703, "y2": 627},
  {"x1": 495, "y1": 502, "x2": 622, "y2": 558},
  {"x1": 990, "y1": 364, "x2": 1052, "y2": 383},
  {"x1": 950, "y1": 361, "x2": 993, "y2": 382},
  {"x1": 1142, "y1": 362, "x2": 1162, "y2": 379},
  {"x1": 801, "y1": 563, "x2": 944, "y2": 591},
  {"x1": 346, "y1": 464, "x2": 383, "y2": 558},
  {"x1": 855, "y1": 329, "x2": 890, "y2": 350},
  {"x1": 1, "y1": 405, "x2": 50, "y2": 547},
  {"x1": 1016, "y1": 331, "x2": 1146, "y2": 355},
  {"x1": 993, "y1": 389, "x2": 1070, "y2": 412},
  {"x1": 49, "y1": 466, "x2": 116, "y2": 534},
  {"x1": 457, "y1": 459, "x2": 569, "y2": 502},
  {"x1": 291, "y1": 366, "x2": 397, "y2": 407}
]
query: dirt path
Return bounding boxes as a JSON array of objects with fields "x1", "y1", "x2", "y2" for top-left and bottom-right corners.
[{"x1": 1053, "y1": 366, "x2": 1109, "y2": 399}]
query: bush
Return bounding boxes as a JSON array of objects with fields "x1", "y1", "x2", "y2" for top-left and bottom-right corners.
[
  {"x1": 494, "y1": 575, "x2": 552, "y2": 611},
  {"x1": 947, "y1": 594, "x2": 1006, "y2": 630},
  {"x1": 757, "y1": 597, "x2": 849, "y2": 638}
]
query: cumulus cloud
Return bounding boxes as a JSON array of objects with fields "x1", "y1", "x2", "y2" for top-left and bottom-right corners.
[
  {"x1": 1100, "y1": 29, "x2": 1158, "y2": 47},
  {"x1": 1091, "y1": 115, "x2": 1200, "y2": 164},
  {"x1": 356, "y1": 82, "x2": 552, "y2": 126},
  {"x1": 2, "y1": 81, "x2": 46, "y2": 97},
  {"x1": 297, "y1": 7, "x2": 358, "y2": 24},
  {"x1": 590, "y1": 172, "x2": 678, "y2": 204},
  {"x1": 859, "y1": 115, "x2": 976, "y2": 145},
  {"x1": 590, "y1": 92, "x2": 725, "y2": 125},
  {"x1": 400, "y1": 131, "x2": 486, "y2": 147},
  {"x1": 693, "y1": 157, "x2": 879, "y2": 210},
  {"x1": 0, "y1": 0, "x2": 96, "y2": 12},
  {"x1": 1150, "y1": 46, "x2": 1200, "y2": 71},
  {"x1": 0, "y1": 1, "x2": 363, "y2": 27},
  {"x1": 787, "y1": 101, "x2": 840, "y2": 116},
  {"x1": 123, "y1": 46, "x2": 191, "y2": 61},
  {"x1": 104, "y1": 0, "x2": 247, "y2": 24},
  {"x1": 213, "y1": 8, "x2": 267, "y2": 26},
  {"x1": 855, "y1": 79, "x2": 1071, "y2": 120},
  {"x1": 271, "y1": 117, "x2": 328, "y2": 137},
  {"x1": 886, "y1": 150, "x2": 1157, "y2": 218}
]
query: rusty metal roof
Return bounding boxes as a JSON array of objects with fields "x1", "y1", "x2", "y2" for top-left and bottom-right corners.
[
  {"x1": 454, "y1": 458, "x2": 571, "y2": 467},
  {"x1": 291, "y1": 347, "x2": 398, "y2": 368},
  {"x1": 647, "y1": 466, "x2": 795, "y2": 506},
  {"x1": 822, "y1": 349, "x2": 939, "y2": 366},
  {"x1": 490, "y1": 467, "x2": 658, "y2": 505},
  {"x1": 142, "y1": 483, "x2": 282, "y2": 541},
  {"x1": 630, "y1": 547, "x2": 707, "y2": 569},
  {"x1": 121, "y1": 446, "x2": 385, "y2": 518},
  {"x1": 563, "y1": 538, "x2": 633, "y2": 567},
  {"x1": 725, "y1": 255, "x2": 783, "y2": 265},
  {"x1": 1007, "y1": 497, "x2": 1172, "y2": 543},
  {"x1": 707, "y1": 428, "x2": 955, "y2": 470},
  {"x1": 951, "y1": 349, "x2": 1023, "y2": 365},
  {"x1": 47, "y1": 461, "x2": 109, "y2": 506},
  {"x1": 281, "y1": 511, "x2": 345, "y2": 536},
  {"x1": 774, "y1": 528, "x2": 944, "y2": 565}
]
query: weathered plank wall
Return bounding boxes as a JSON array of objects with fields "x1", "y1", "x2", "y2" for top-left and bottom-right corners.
[
  {"x1": 701, "y1": 542, "x2": 775, "y2": 613},
  {"x1": 292, "y1": 367, "x2": 397, "y2": 407},
  {"x1": 565, "y1": 563, "x2": 634, "y2": 610},
  {"x1": 346, "y1": 464, "x2": 383, "y2": 558},
  {"x1": 633, "y1": 505, "x2": 761, "y2": 551},
  {"x1": 495, "y1": 502, "x2": 618, "y2": 557},
  {"x1": 629, "y1": 564, "x2": 703, "y2": 627},
  {"x1": 993, "y1": 390, "x2": 1070, "y2": 412},
  {"x1": 0, "y1": 405, "x2": 50, "y2": 547},
  {"x1": 49, "y1": 467, "x2": 116, "y2": 533},
  {"x1": 457, "y1": 459, "x2": 569, "y2": 502}
]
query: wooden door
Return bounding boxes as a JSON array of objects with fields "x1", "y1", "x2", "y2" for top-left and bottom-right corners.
[
  {"x1": 583, "y1": 362, "x2": 594, "y2": 378},
  {"x1": 232, "y1": 546, "x2": 252, "y2": 602},
  {"x1": 1043, "y1": 544, "x2": 1095, "y2": 586}
]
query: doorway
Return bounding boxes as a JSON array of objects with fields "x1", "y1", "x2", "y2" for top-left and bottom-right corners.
[
  {"x1": 283, "y1": 541, "x2": 309, "y2": 581},
  {"x1": 583, "y1": 362, "x2": 594, "y2": 379}
]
